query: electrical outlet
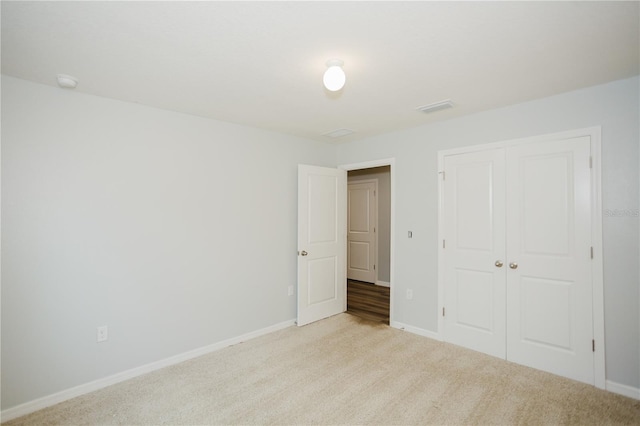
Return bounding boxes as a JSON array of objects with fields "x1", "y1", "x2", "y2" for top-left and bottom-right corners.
[
  {"x1": 288, "y1": 285, "x2": 294, "y2": 296},
  {"x1": 97, "y1": 325, "x2": 108, "y2": 342},
  {"x1": 406, "y1": 289, "x2": 413, "y2": 300}
]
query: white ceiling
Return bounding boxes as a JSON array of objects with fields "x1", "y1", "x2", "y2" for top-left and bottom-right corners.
[{"x1": 2, "y1": 1, "x2": 639, "y2": 143}]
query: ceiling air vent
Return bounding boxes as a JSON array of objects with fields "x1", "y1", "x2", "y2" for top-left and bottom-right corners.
[
  {"x1": 416, "y1": 99, "x2": 454, "y2": 114},
  {"x1": 322, "y1": 128, "x2": 355, "y2": 138}
]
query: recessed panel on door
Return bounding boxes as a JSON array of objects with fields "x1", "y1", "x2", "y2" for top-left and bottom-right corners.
[
  {"x1": 520, "y1": 276, "x2": 573, "y2": 351},
  {"x1": 349, "y1": 188, "x2": 370, "y2": 232},
  {"x1": 455, "y1": 269, "x2": 494, "y2": 332},
  {"x1": 455, "y1": 163, "x2": 494, "y2": 252},
  {"x1": 309, "y1": 174, "x2": 338, "y2": 244},
  {"x1": 348, "y1": 241, "x2": 370, "y2": 271},
  {"x1": 308, "y1": 257, "x2": 338, "y2": 305},
  {"x1": 520, "y1": 154, "x2": 573, "y2": 256}
]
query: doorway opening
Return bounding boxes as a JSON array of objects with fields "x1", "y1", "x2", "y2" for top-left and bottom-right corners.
[
  {"x1": 296, "y1": 159, "x2": 394, "y2": 327},
  {"x1": 345, "y1": 164, "x2": 392, "y2": 324}
]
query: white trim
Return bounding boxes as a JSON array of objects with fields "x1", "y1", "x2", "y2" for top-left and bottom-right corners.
[
  {"x1": 437, "y1": 127, "x2": 602, "y2": 156},
  {"x1": 340, "y1": 158, "x2": 395, "y2": 171},
  {"x1": 589, "y1": 128, "x2": 606, "y2": 389},
  {"x1": 339, "y1": 158, "x2": 395, "y2": 325},
  {"x1": 606, "y1": 380, "x2": 640, "y2": 400},
  {"x1": 0, "y1": 319, "x2": 295, "y2": 422},
  {"x1": 437, "y1": 148, "x2": 446, "y2": 346},
  {"x1": 391, "y1": 321, "x2": 442, "y2": 341},
  {"x1": 376, "y1": 280, "x2": 390, "y2": 288},
  {"x1": 437, "y1": 127, "x2": 605, "y2": 388}
]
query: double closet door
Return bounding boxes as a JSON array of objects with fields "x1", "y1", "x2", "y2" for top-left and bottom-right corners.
[{"x1": 442, "y1": 135, "x2": 595, "y2": 385}]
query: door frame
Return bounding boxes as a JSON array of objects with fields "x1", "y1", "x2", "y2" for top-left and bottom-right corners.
[
  {"x1": 347, "y1": 178, "x2": 379, "y2": 284},
  {"x1": 437, "y1": 127, "x2": 604, "y2": 389},
  {"x1": 339, "y1": 158, "x2": 395, "y2": 324}
]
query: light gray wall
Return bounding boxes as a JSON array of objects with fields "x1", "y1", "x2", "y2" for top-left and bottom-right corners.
[
  {"x1": 348, "y1": 167, "x2": 391, "y2": 283},
  {"x1": 2, "y1": 74, "x2": 638, "y2": 411},
  {"x1": 0, "y1": 76, "x2": 337, "y2": 410},
  {"x1": 337, "y1": 76, "x2": 640, "y2": 389}
]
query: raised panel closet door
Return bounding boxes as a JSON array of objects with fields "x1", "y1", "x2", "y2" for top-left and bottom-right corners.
[
  {"x1": 505, "y1": 136, "x2": 594, "y2": 385},
  {"x1": 443, "y1": 149, "x2": 506, "y2": 358}
]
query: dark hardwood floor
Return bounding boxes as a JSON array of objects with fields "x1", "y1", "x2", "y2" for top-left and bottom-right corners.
[{"x1": 346, "y1": 279, "x2": 390, "y2": 324}]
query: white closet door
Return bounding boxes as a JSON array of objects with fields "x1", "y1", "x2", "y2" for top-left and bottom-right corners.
[
  {"x1": 505, "y1": 136, "x2": 594, "y2": 384},
  {"x1": 443, "y1": 149, "x2": 506, "y2": 358}
]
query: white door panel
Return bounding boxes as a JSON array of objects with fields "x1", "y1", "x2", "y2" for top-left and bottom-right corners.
[
  {"x1": 443, "y1": 149, "x2": 506, "y2": 358},
  {"x1": 506, "y1": 136, "x2": 593, "y2": 384},
  {"x1": 347, "y1": 181, "x2": 376, "y2": 283},
  {"x1": 308, "y1": 257, "x2": 338, "y2": 304},
  {"x1": 518, "y1": 276, "x2": 573, "y2": 349},
  {"x1": 297, "y1": 165, "x2": 347, "y2": 326},
  {"x1": 454, "y1": 269, "x2": 495, "y2": 332},
  {"x1": 348, "y1": 242, "x2": 370, "y2": 269}
]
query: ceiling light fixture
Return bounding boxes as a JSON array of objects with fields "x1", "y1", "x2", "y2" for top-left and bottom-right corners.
[
  {"x1": 56, "y1": 74, "x2": 78, "y2": 89},
  {"x1": 323, "y1": 59, "x2": 345, "y2": 92}
]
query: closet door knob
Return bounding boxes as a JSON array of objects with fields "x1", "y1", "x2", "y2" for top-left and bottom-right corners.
[
  {"x1": 300, "y1": 250, "x2": 308, "y2": 256},
  {"x1": 495, "y1": 260, "x2": 504, "y2": 268},
  {"x1": 509, "y1": 262, "x2": 518, "y2": 269}
]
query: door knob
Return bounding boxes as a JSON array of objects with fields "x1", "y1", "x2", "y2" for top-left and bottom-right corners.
[
  {"x1": 300, "y1": 250, "x2": 308, "y2": 256},
  {"x1": 509, "y1": 262, "x2": 518, "y2": 269},
  {"x1": 495, "y1": 260, "x2": 504, "y2": 268}
]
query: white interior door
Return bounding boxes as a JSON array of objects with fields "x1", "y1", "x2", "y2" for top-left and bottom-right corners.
[
  {"x1": 443, "y1": 149, "x2": 506, "y2": 358},
  {"x1": 297, "y1": 165, "x2": 347, "y2": 326},
  {"x1": 505, "y1": 136, "x2": 594, "y2": 384},
  {"x1": 347, "y1": 181, "x2": 377, "y2": 283},
  {"x1": 441, "y1": 134, "x2": 596, "y2": 385}
]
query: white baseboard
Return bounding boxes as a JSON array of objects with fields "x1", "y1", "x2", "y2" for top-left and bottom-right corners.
[
  {"x1": 375, "y1": 280, "x2": 390, "y2": 287},
  {"x1": 390, "y1": 321, "x2": 442, "y2": 341},
  {"x1": 606, "y1": 380, "x2": 640, "y2": 400},
  {"x1": 1, "y1": 319, "x2": 296, "y2": 422}
]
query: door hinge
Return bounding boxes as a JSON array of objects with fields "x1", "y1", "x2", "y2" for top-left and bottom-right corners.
[
  {"x1": 374, "y1": 227, "x2": 376, "y2": 233},
  {"x1": 374, "y1": 190, "x2": 376, "y2": 196},
  {"x1": 442, "y1": 307, "x2": 445, "y2": 317},
  {"x1": 443, "y1": 240, "x2": 446, "y2": 249},
  {"x1": 589, "y1": 156, "x2": 593, "y2": 169},
  {"x1": 592, "y1": 339, "x2": 595, "y2": 352},
  {"x1": 590, "y1": 246, "x2": 594, "y2": 259},
  {"x1": 374, "y1": 264, "x2": 376, "y2": 270}
]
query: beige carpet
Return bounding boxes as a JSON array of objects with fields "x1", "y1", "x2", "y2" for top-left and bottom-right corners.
[{"x1": 4, "y1": 313, "x2": 640, "y2": 425}]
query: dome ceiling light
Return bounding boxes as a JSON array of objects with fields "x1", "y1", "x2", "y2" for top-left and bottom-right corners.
[{"x1": 323, "y1": 59, "x2": 345, "y2": 92}]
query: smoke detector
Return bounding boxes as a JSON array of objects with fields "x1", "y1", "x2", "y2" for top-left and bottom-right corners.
[{"x1": 56, "y1": 74, "x2": 78, "y2": 89}]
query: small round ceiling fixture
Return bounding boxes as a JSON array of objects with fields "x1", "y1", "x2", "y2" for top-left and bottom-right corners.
[
  {"x1": 56, "y1": 74, "x2": 78, "y2": 89},
  {"x1": 323, "y1": 59, "x2": 345, "y2": 92}
]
